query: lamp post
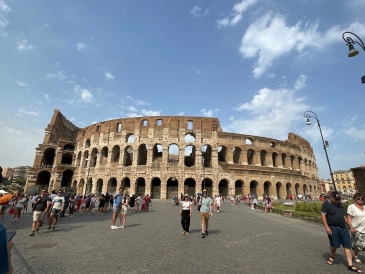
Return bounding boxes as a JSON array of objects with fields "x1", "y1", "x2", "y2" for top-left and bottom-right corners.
[
  {"x1": 342, "y1": 32, "x2": 365, "y2": 83},
  {"x1": 304, "y1": 111, "x2": 336, "y2": 191}
]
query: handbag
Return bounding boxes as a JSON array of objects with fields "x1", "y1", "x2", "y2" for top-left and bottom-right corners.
[{"x1": 197, "y1": 205, "x2": 201, "y2": 211}]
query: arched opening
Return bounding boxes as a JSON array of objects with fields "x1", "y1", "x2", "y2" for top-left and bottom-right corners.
[
  {"x1": 233, "y1": 147, "x2": 241, "y2": 164},
  {"x1": 168, "y1": 144, "x2": 179, "y2": 162},
  {"x1": 218, "y1": 180, "x2": 228, "y2": 197},
  {"x1": 276, "y1": 182, "x2": 282, "y2": 199},
  {"x1": 235, "y1": 180, "x2": 244, "y2": 196},
  {"x1": 263, "y1": 181, "x2": 271, "y2": 195},
  {"x1": 151, "y1": 178, "x2": 161, "y2": 199},
  {"x1": 64, "y1": 144, "x2": 75, "y2": 151},
  {"x1": 247, "y1": 149, "x2": 255, "y2": 165},
  {"x1": 290, "y1": 155, "x2": 295, "y2": 169},
  {"x1": 85, "y1": 139, "x2": 90, "y2": 148},
  {"x1": 61, "y1": 169, "x2": 73, "y2": 187},
  {"x1": 111, "y1": 145, "x2": 120, "y2": 163},
  {"x1": 166, "y1": 178, "x2": 178, "y2": 199},
  {"x1": 91, "y1": 148, "x2": 98, "y2": 167},
  {"x1": 184, "y1": 133, "x2": 195, "y2": 142},
  {"x1": 121, "y1": 178, "x2": 131, "y2": 195},
  {"x1": 107, "y1": 177, "x2": 117, "y2": 194},
  {"x1": 123, "y1": 146, "x2": 133, "y2": 166},
  {"x1": 76, "y1": 151, "x2": 81, "y2": 167},
  {"x1": 184, "y1": 145, "x2": 195, "y2": 167},
  {"x1": 298, "y1": 157, "x2": 303, "y2": 171},
  {"x1": 61, "y1": 153, "x2": 73, "y2": 165},
  {"x1": 100, "y1": 146, "x2": 108, "y2": 165},
  {"x1": 78, "y1": 179, "x2": 85, "y2": 196},
  {"x1": 138, "y1": 144, "x2": 148, "y2": 165},
  {"x1": 85, "y1": 177, "x2": 92, "y2": 195},
  {"x1": 96, "y1": 179, "x2": 103, "y2": 196},
  {"x1": 295, "y1": 183, "x2": 300, "y2": 196},
  {"x1": 41, "y1": 148, "x2": 55, "y2": 167},
  {"x1": 250, "y1": 181, "x2": 258, "y2": 197},
  {"x1": 184, "y1": 178, "x2": 196, "y2": 196},
  {"x1": 82, "y1": 151, "x2": 89, "y2": 167},
  {"x1": 136, "y1": 178, "x2": 146, "y2": 195},
  {"x1": 218, "y1": 146, "x2": 227, "y2": 162},
  {"x1": 286, "y1": 183, "x2": 292, "y2": 198},
  {"x1": 272, "y1": 152, "x2": 278, "y2": 167},
  {"x1": 309, "y1": 185, "x2": 313, "y2": 193},
  {"x1": 72, "y1": 180, "x2": 77, "y2": 189},
  {"x1": 270, "y1": 141, "x2": 276, "y2": 148},
  {"x1": 152, "y1": 144, "x2": 163, "y2": 162},
  {"x1": 282, "y1": 153, "x2": 287, "y2": 167},
  {"x1": 303, "y1": 184, "x2": 308, "y2": 195},
  {"x1": 246, "y1": 138, "x2": 253, "y2": 145},
  {"x1": 202, "y1": 145, "x2": 212, "y2": 168},
  {"x1": 260, "y1": 150, "x2": 267, "y2": 166},
  {"x1": 36, "y1": 170, "x2": 51, "y2": 187},
  {"x1": 126, "y1": 134, "x2": 135, "y2": 143},
  {"x1": 201, "y1": 178, "x2": 213, "y2": 197}
]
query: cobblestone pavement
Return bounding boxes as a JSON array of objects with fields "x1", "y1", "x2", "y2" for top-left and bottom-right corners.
[{"x1": 0, "y1": 201, "x2": 362, "y2": 274}]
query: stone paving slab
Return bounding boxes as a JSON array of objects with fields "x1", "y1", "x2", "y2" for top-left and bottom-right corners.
[{"x1": 0, "y1": 201, "x2": 362, "y2": 274}]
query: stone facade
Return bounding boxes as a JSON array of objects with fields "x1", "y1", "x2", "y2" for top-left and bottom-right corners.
[
  {"x1": 351, "y1": 166, "x2": 365, "y2": 195},
  {"x1": 333, "y1": 169, "x2": 356, "y2": 194},
  {"x1": 2, "y1": 167, "x2": 14, "y2": 179},
  {"x1": 25, "y1": 109, "x2": 320, "y2": 200}
]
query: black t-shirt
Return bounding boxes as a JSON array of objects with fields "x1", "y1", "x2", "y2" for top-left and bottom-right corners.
[
  {"x1": 34, "y1": 196, "x2": 49, "y2": 212},
  {"x1": 321, "y1": 200, "x2": 345, "y2": 227},
  {"x1": 105, "y1": 194, "x2": 110, "y2": 202}
]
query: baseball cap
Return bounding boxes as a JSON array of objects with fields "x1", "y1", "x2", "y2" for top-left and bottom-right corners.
[{"x1": 331, "y1": 191, "x2": 342, "y2": 201}]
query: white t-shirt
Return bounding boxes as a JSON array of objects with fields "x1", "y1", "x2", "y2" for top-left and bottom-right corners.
[
  {"x1": 90, "y1": 197, "x2": 97, "y2": 204},
  {"x1": 49, "y1": 194, "x2": 57, "y2": 204},
  {"x1": 215, "y1": 197, "x2": 221, "y2": 205},
  {"x1": 348, "y1": 204, "x2": 365, "y2": 233},
  {"x1": 52, "y1": 196, "x2": 65, "y2": 210},
  {"x1": 181, "y1": 201, "x2": 192, "y2": 210},
  {"x1": 16, "y1": 198, "x2": 27, "y2": 208}
]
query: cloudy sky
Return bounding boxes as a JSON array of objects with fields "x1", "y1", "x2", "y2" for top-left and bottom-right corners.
[{"x1": 1, "y1": 0, "x2": 364, "y2": 179}]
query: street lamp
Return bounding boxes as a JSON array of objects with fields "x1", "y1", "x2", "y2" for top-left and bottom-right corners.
[
  {"x1": 342, "y1": 31, "x2": 365, "y2": 83},
  {"x1": 304, "y1": 111, "x2": 336, "y2": 191}
]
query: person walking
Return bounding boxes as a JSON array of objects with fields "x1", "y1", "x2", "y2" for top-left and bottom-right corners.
[
  {"x1": 12, "y1": 194, "x2": 26, "y2": 223},
  {"x1": 347, "y1": 192, "x2": 365, "y2": 265},
  {"x1": 180, "y1": 194, "x2": 192, "y2": 235},
  {"x1": 321, "y1": 191, "x2": 361, "y2": 273},
  {"x1": 199, "y1": 189, "x2": 212, "y2": 238},
  {"x1": 98, "y1": 194, "x2": 105, "y2": 215},
  {"x1": 47, "y1": 190, "x2": 64, "y2": 231},
  {"x1": 119, "y1": 195, "x2": 129, "y2": 228},
  {"x1": 135, "y1": 194, "x2": 141, "y2": 212},
  {"x1": 214, "y1": 195, "x2": 221, "y2": 213},
  {"x1": 111, "y1": 188, "x2": 123, "y2": 229},
  {"x1": 129, "y1": 195, "x2": 135, "y2": 214},
  {"x1": 69, "y1": 195, "x2": 76, "y2": 217},
  {"x1": 30, "y1": 189, "x2": 50, "y2": 236}
]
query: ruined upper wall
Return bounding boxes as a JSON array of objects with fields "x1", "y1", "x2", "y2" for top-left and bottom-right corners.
[
  {"x1": 287, "y1": 132, "x2": 314, "y2": 154},
  {"x1": 43, "y1": 109, "x2": 80, "y2": 144}
]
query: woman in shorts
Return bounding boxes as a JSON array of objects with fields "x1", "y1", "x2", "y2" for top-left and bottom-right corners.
[
  {"x1": 89, "y1": 194, "x2": 97, "y2": 215},
  {"x1": 119, "y1": 196, "x2": 129, "y2": 228},
  {"x1": 80, "y1": 195, "x2": 87, "y2": 215},
  {"x1": 12, "y1": 194, "x2": 27, "y2": 223},
  {"x1": 98, "y1": 194, "x2": 105, "y2": 215}
]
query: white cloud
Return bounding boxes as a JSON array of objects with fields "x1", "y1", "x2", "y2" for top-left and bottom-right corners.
[
  {"x1": 343, "y1": 126, "x2": 365, "y2": 141},
  {"x1": 201, "y1": 108, "x2": 219, "y2": 117},
  {"x1": 141, "y1": 109, "x2": 161, "y2": 116},
  {"x1": 0, "y1": 0, "x2": 10, "y2": 36},
  {"x1": 267, "y1": 73, "x2": 276, "y2": 79},
  {"x1": 44, "y1": 94, "x2": 51, "y2": 102},
  {"x1": 178, "y1": 112, "x2": 184, "y2": 116},
  {"x1": 127, "y1": 106, "x2": 137, "y2": 112},
  {"x1": 190, "y1": 6, "x2": 209, "y2": 18},
  {"x1": 240, "y1": 13, "x2": 365, "y2": 78},
  {"x1": 226, "y1": 75, "x2": 309, "y2": 139},
  {"x1": 105, "y1": 72, "x2": 114, "y2": 81},
  {"x1": 195, "y1": 69, "x2": 202, "y2": 74},
  {"x1": 217, "y1": 0, "x2": 258, "y2": 28},
  {"x1": 80, "y1": 89, "x2": 93, "y2": 102},
  {"x1": 16, "y1": 81, "x2": 29, "y2": 87},
  {"x1": 46, "y1": 71, "x2": 67, "y2": 80},
  {"x1": 16, "y1": 108, "x2": 40, "y2": 117},
  {"x1": 337, "y1": 115, "x2": 358, "y2": 127},
  {"x1": 16, "y1": 39, "x2": 36, "y2": 52},
  {"x1": 77, "y1": 42, "x2": 85, "y2": 51}
]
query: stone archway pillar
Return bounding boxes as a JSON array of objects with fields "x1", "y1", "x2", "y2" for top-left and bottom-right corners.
[
  {"x1": 254, "y1": 153, "x2": 261, "y2": 166},
  {"x1": 241, "y1": 152, "x2": 248, "y2": 165},
  {"x1": 256, "y1": 183, "x2": 264, "y2": 200},
  {"x1": 226, "y1": 150, "x2": 233, "y2": 164},
  {"x1": 277, "y1": 156, "x2": 283, "y2": 168},
  {"x1": 212, "y1": 180, "x2": 219, "y2": 197},
  {"x1": 266, "y1": 154, "x2": 273, "y2": 167},
  {"x1": 160, "y1": 179, "x2": 167, "y2": 199}
]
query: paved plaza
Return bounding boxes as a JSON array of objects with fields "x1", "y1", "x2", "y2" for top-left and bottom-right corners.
[{"x1": 0, "y1": 201, "x2": 361, "y2": 274}]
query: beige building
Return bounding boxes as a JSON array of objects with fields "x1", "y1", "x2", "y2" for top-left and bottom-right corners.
[
  {"x1": 13, "y1": 166, "x2": 31, "y2": 180},
  {"x1": 351, "y1": 165, "x2": 365, "y2": 195},
  {"x1": 25, "y1": 110, "x2": 320, "y2": 200},
  {"x1": 333, "y1": 170, "x2": 356, "y2": 194},
  {"x1": 2, "y1": 167, "x2": 14, "y2": 179}
]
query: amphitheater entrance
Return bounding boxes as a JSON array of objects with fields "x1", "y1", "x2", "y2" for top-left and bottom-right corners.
[
  {"x1": 235, "y1": 180, "x2": 244, "y2": 196},
  {"x1": 286, "y1": 183, "x2": 292, "y2": 198},
  {"x1": 250, "y1": 181, "x2": 258, "y2": 197},
  {"x1": 295, "y1": 183, "x2": 300, "y2": 196},
  {"x1": 263, "y1": 181, "x2": 271, "y2": 196},
  {"x1": 107, "y1": 178, "x2": 117, "y2": 194},
  {"x1": 136, "y1": 178, "x2": 146, "y2": 195},
  {"x1": 85, "y1": 178, "x2": 92, "y2": 195},
  {"x1": 151, "y1": 178, "x2": 161, "y2": 199},
  {"x1": 303, "y1": 184, "x2": 308, "y2": 195},
  {"x1": 121, "y1": 178, "x2": 131, "y2": 195},
  {"x1": 166, "y1": 178, "x2": 178, "y2": 199},
  {"x1": 61, "y1": 170, "x2": 73, "y2": 188},
  {"x1": 184, "y1": 178, "x2": 195, "y2": 196},
  {"x1": 36, "y1": 170, "x2": 51, "y2": 188},
  {"x1": 78, "y1": 179, "x2": 85, "y2": 195},
  {"x1": 276, "y1": 182, "x2": 283, "y2": 199},
  {"x1": 218, "y1": 180, "x2": 228, "y2": 197},
  {"x1": 96, "y1": 179, "x2": 103, "y2": 196},
  {"x1": 201, "y1": 178, "x2": 213, "y2": 197}
]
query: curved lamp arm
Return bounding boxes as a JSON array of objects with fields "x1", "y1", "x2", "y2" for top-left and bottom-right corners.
[{"x1": 342, "y1": 31, "x2": 365, "y2": 52}]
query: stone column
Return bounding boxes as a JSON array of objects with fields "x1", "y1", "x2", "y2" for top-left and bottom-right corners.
[
  {"x1": 160, "y1": 179, "x2": 167, "y2": 199},
  {"x1": 285, "y1": 157, "x2": 292, "y2": 169},
  {"x1": 241, "y1": 152, "x2": 248, "y2": 165},
  {"x1": 266, "y1": 154, "x2": 273, "y2": 167},
  {"x1": 212, "y1": 180, "x2": 219, "y2": 197},
  {"x1": 254, "y1": 153, "x2": 261, "y2": 166},
  {"x1": 292, "y1": 159, "x2": 300, "y2": 171},
  {"x1": 277, "y1": 156, "x2": 283, "y2": 168},
  {"x1": 226, "y1": 149, "x2": 233, "y2": 164}
]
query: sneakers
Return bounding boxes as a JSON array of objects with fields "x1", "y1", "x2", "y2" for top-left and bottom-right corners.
[
  {"x1": 111, "y1": 226, "x2": 118, "y2": 229},
  {"x1": 30, "y1": 231, "x2": 35, "y2": 236},
  {"x1": 205, "y1": 231, "x2": 208, "y2": 236},
  {"x1": 46, "y1": 226, "x2": 52, "y2": 231},
  {"x1": 202, "y1": 233, "x2": 205, "y2": 238},
  {"x1": 117, "y1": 226, "x2": 124, "y2": 229},
  {"x1": 35, "y1": 229, "x2": 39, "y2": 235}
]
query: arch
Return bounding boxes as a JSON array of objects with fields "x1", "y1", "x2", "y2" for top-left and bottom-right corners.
[
  {"x1": 100, "y1": 146, "x2": 108, "y2": 165},
  {"x1": 298, "y1": 157, "x2": 303, "y2": 171},
  {"x1": 202, "y1": 145, "x2": 212, "y2": 168},
  {"x1": 245, "y1": 138, "x2": 253, "y2": 145},
  {"x1": 290, "y1": 155, "x2": 295, "y2": 169},
  {"x1": 123, "y1": 146, "x2": 133, "y2": 166},
  {"x1": 233, "y1": 147, "x2": 242, "y2": 164},
  {"x1": 152, "y1": 144, "x2": 163, "y2": 162},
  {"x1": 184, "y1": 145, "x2": 195, "y2": 167},
  {"x1": 96, "y1": 179, "x2": 103, "y2": 196},
  {"x1": 78, "y1": 179, "x2": 85, "y2": 195},
  {"x1": 309, "y1": 185, "x2": 313, "y2": 193},
  {"x1": 282, "y1": 153, "x2": 287, "y2": 167},
  {"x1": 136, "y1": 178, "x2": 146, "y2": 195},
  {"x1": 126, "y1": 134, "x2": 135, "y2": 143},
  {"x1": 107, "y1": 177, "x2": 117, "y2": 194},
  {"x1": 250, "y1": 181, "x2": 258, "y2": 197},
  {"x1": 184, "y1": 133, "x2": 195, "y2": 142},
  {"x1": 260, "y1": 150, "x2": 267, "y2": 166},
  {"x1": 272, "y1": 152, "x2": 278, "y2": 167},
  {"x1": 218, "y1": 146, "x2": 227, "y2": 162},
  {"x1": 151, "y1": 178, "x2": 161, "y2": 199},
  {"x1": 82, "y1": 150, "x2": 89, "y2": 167},
  {"x1": 41, "y1": 148, "x2": 55, "y2": 167},
  {"x1": 61, "y1": 153, "x2": 73, "y2": 165},
  {"x1": 85, "y1": 177, "x2": 92, "y2": 195},
  {"x1": 72, "y1": 180, "x2": 77, "y2": 189},
  {"x1": 111, "y1": 145, "x2": 120, "y2": 163},
  {"x1": 76, "y1": 151, "x2": 81, "y2": 167},
  {"x1": 295, "y1": 183, "x2": 300, "y2": 196},
  {"x1": 168, "y1": 144, "x2": 179, "y2": 162},
  {"x1": 184, "y1": 178, "x2": 196, "y2": 196},
  {"x1": 247, "y1": 149, "x2": 255, "y2": 165},
  {"x1": 263, "y1": 181, "x2": 271, "y2": 195},
  {"x1": 286, "y1": 183, "x2": 292, "y2": 198},
  {"x1": 64, "y1": 144, "x2": 75, "y2": 151},
  {"x1": 303, "y1": 184, "x2": 308, "y2": 195},
  {"x1": 85, "y1": 139, "x2": 91, "y2": 148},
  {"x1": 201, "y1": 178, "x2": 213, "y2": 197},
  {"x1": 235, "y1": 180, "x2": 244, "y2": 196},
  {"x1": 36, "y1": 170, "x2": 51, "y2": 187},
  {"x1": 90, "y1": 148, "x2": 98, "y2": 167},
  {"x1": 61, "y1": 169, "x2": 73, "y2": 187},
  {"x1": 121, "y1": 177, "x2": 131, "y2": 194},
  {"x1": 270, "y1": 141, "x2": 276, "y2": 148},
  {"x1": 137, "y1": 144, "x2": 148, "y2": 165},
  {"x1": 218, "y1": 179, "x2": 229, "y2": 196},
  {"x1": 276, "y1": 182, "x2": 282, "y2": 199},
  {"x1": 167, "y1": 177, "x2": 178, "y2": 199}
]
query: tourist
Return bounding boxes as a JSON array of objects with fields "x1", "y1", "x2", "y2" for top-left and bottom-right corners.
[
  {"x1": 98, "y1": 194, "x2": 105, "y2": 215},
  {"x1": 47, "y1": 190, "x2": 65, "y2": 231},
  {"x1": 12, "y1": 194, "x2": 26, "y2": 223},
  {"x1": 119, "y1": 195, "x2": 129, "y2": 228},
  {"x1": 180, "y1": 194, "x2": 192, "y2": 235},
  {"x1": 214, "y1": 195, "x2": 221, "y2": 213},
  {"x1": 104, "y1": 192, "x2": 111, "y2": 213},
  {"x1": 347, "y1": 192, "x2": 365, "y2": 265},
  {"x1": 30, "y1": 192, "x2": 38, "y2": 212},
  {"x1": 60, "y1": 194, "x2": 69, "y2": 217},
  {"x1": 199, "y1": 189, "x2": 212, "y2": 238},
  {"x1": 252, "y1": 196, "x2": 258, "y2": 209},
  {"x1": 89, "y1": 194, "x2": 97, "y2": 215},
  {"x1": 111, "y1": 188, "x2": 123, "y2": 229},
  {"x1": 109, "y1": 195, "x2": 114, "y2": 211},
  {"x1": 321, "y1": 191, "x2": 361, "y2": 272},
  {"x1": 129, "y1": 194, "x2": 135, "y2": 213},
  {"x1": 135, "y1": 194, "x2": 141, "y2": 212},
  {"x1": 30, "y1": 189, "x2": 50, "y2": 236},
  {"x1": 75, "y1": 195, "x2": 81, "y2": 211},
  {"x1": 69, "y1": 195, "x2": 76, "y2": 217},
  {"x1": 264, "y1": 198, "x2": 273, "y2": 213},
  {"x1": 1, "y1": 198, "x2": 9, "y2": 218},
  {"x1": 80, "y1": 195, "x2": 87, "y2": 215},
  {"x1": 23, "y1": 195, "x2": 29, "y2": 213},
  {"x1": 0, "y1": 223, "x2": 13, "y2": 274},
  {"x1": 144, "y1": 194, "x2": 151, "y2": 211}
]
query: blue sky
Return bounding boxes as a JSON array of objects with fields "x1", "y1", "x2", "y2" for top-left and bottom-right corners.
[{"x1": 1, "y1": 0, "x2": 364, "y2": 179}]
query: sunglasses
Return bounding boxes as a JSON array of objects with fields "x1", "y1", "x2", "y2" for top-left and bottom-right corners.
[{"x1": 356, "y1": 197, "x2": 364, "y2": 201}]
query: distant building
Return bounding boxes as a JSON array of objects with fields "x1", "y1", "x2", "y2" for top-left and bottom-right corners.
[
  {"x1": 351, "y1": 165, "x2": 365, "y2": 195},
  {"x1": 13, "y1": 166, "x2": 31, "y2": 180},
  {"x1": 1, "y1": 167, "x2": 14, "y2": 179},
  {"x1": 333, "y1": 170, "x2": 356, "y2": 194},
  {"x1": 320, "y1": 179, "x2": 333, "y2": 193}
]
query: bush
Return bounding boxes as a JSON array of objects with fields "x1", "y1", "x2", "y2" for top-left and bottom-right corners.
[{"x1": 295, "y1": 202, "x2": 323, "y2": 213}]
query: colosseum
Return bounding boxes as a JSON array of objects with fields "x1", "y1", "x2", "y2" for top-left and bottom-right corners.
[{"x1": 25, "y1": 109, "x2": 320, "y2": 200}]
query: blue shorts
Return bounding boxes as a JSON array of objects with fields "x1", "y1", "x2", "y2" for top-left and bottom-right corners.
[{"x1": 328, "y1": 225, "x2": 352, "y2": 248}]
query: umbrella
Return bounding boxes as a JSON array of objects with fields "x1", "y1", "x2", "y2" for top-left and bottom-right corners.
[
  {"x1": 0, "y1": 193, "x2": 12, "y2": 204},
  {"x1": 0, "y1": 190, "x2": 7, "y2": 194}
]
